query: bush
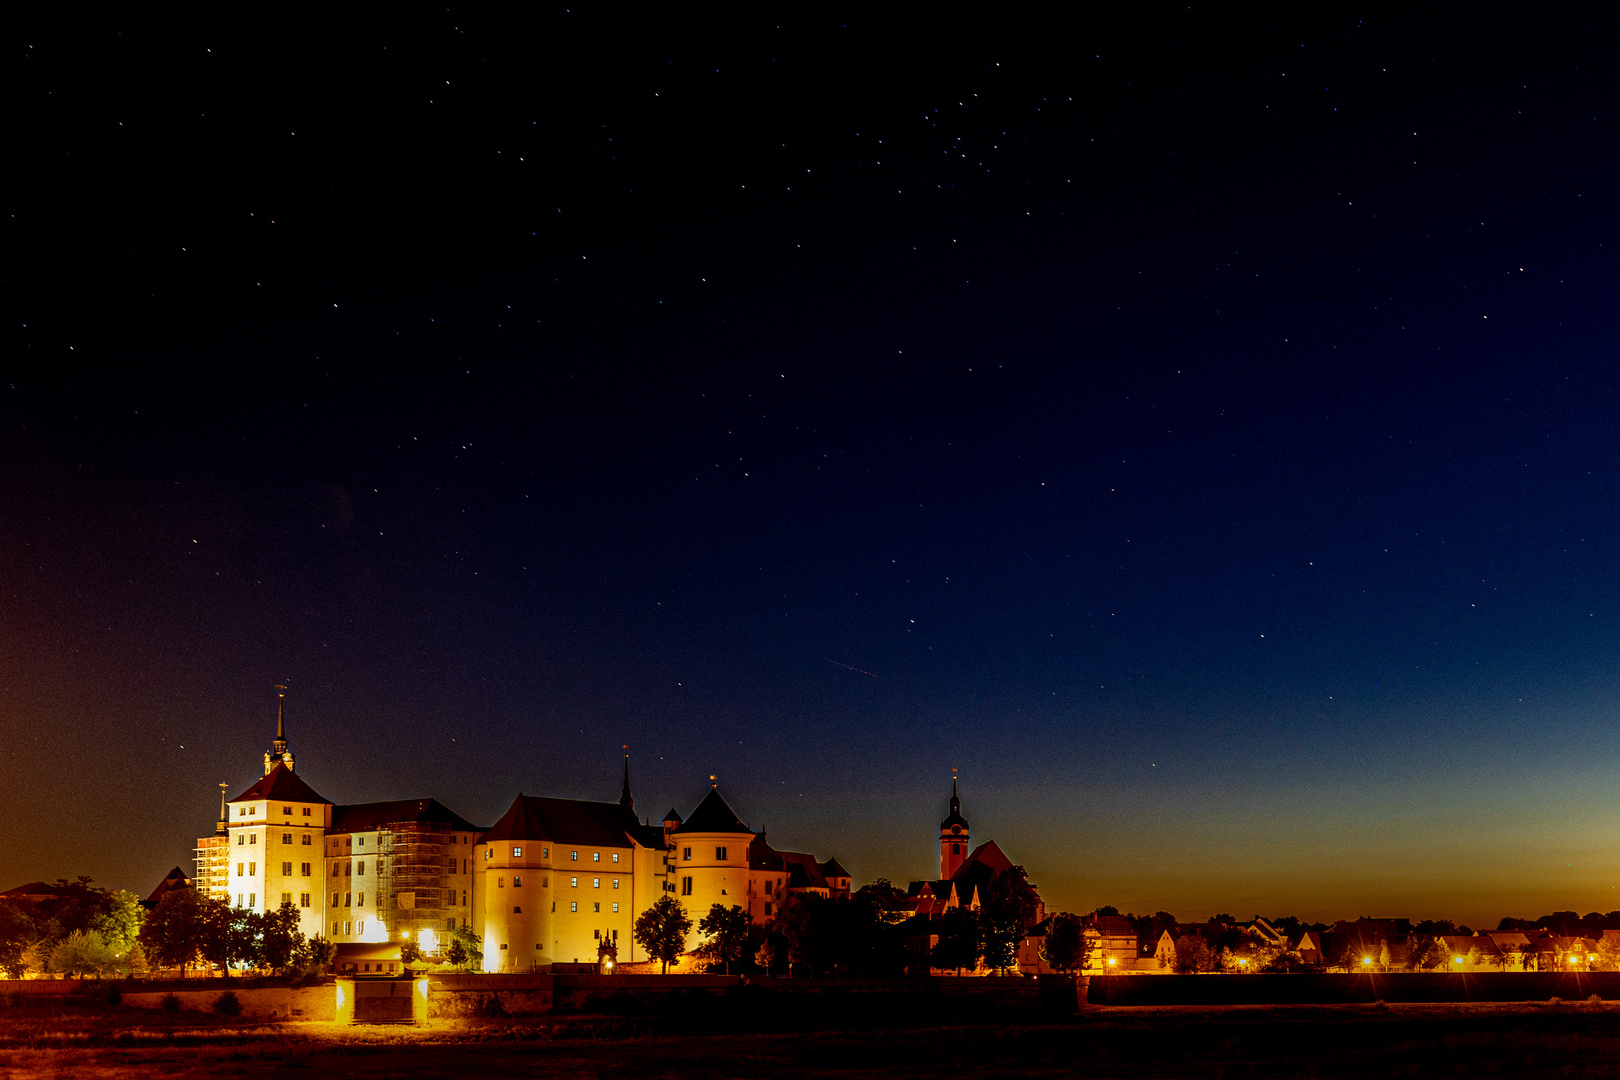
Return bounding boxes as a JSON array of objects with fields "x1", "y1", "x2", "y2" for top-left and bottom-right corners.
[
  {"x1": 212, "y1": 990, "x2": 242, "y2": 1017},
  {"x1": 160, "y1": 993, "x2": 181, "y2": 1014}
]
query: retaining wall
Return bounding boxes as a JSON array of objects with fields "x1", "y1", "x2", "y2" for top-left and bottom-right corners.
[{"x1": 1088, "y1": 971, "x2": 1620, "y2": 1006}]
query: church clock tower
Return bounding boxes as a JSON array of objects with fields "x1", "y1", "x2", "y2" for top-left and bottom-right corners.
[{"x1": 939, "y1": 772, "x2": 970, "y2": 880}]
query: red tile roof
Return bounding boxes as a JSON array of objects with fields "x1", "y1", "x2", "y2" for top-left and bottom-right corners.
[{"x1": 229, "y1": 763, "x2": 331, "y2": 805}]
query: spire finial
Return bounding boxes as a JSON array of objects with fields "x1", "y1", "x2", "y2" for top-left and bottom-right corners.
[
  {"x1": 710, "y1": 774, "x2": 717, "y2": 788},
  {"x1": 619, "y1": 744, "x2": 634, "y2": 810},
  {"x1": 216, "y1": 781, "x2": 229, "y2": 835}
]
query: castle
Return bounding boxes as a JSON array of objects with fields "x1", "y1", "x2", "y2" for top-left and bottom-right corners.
[{"x1": 194, "y1": 698, "x2": 852, "y2": 971}]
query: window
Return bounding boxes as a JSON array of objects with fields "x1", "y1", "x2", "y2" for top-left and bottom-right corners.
[
  {"x1": 345, "y1": 893, "x2": 352, "y2": 908},
  {"x1": 543, "y1": 877, "x2": 549, "y2": 888},
  {"x1": 534, "y1": 943, "x2": 541, "y2": 950},
  {"x1": 462, "y1": 890, "x2": 467, "y2": 905},
  {"x1": 357, "y1": 893, "x2": 364, "y2": 906},
  {"x1": 612, "y1": 902, "x2": 619, "y2": 913},
  {"x1": 301, "y1": 834, "x2": 311, "y2": 846},
  {"x1": 764, "y1": 902, "x2": 772, "y2": 916},
  {"x1": 300, "y1": 862, "x2": 311, "y2": 876},
  {"x1": 570, "y1": 902, "x2": 577, "y2": 912},
  {"x1": 248, "y1": 893, "x2": 256, "y2": 908},
  {"x1": 593, "y1": 852, "x2": 600, "y2": 862},
  {"x1": 282, "y1": 806, "x2": 292, "y2": 815},
  {"x1": 248, "y1": 862, "x2": 256, "y2": 875},
  {"x1": 612, "y1": 853, "x2": 619, "y2": 864},
  {"x1": 594, "y1": 929, "x2": 600, "y2": 939},
  {"x1": 953, "y1": 843, "x2": 961, "y2": 855},
  {"x1": 499, "y1": 943, "x2": 508, "y2": 950},
  {"x1": 593, "y1": 878, "x2": 600, "y2": 889},
  {"x1": 497, "y1": 877, "x2": 504, "y2": 888},
  {"x1": 238, "y1": 807, "x2": 246, "y2": 817},
  {"x1": 484, "y1": 849, "x2": 491, "y2": 860},
  {"x1": 357, "y1": 837, "x2": 365, "y2": 847},
  {"x1": 570, "y1": 877, "x2": 578, "y2": 888},
  {"x1": 764, "y1": 881, "x2": 772, "y2": 895},
  {"x1": 542, "y1": 847, "x2": 549, "y2": 858},
  {"x1": 282, "y1": 833, "x2": 292, "y2": 844},
  {"x1": 513, "y1": 875, "x2": 522, "y2": 887},
  {"x1": 249, "y1": 834, "x2": 257, "y2": 845},
  {"x1": 282, "y1": 861, "x2": 292, "y2": 875},
  {"x1": 570, "y1": 851, "x2": 578, "y2": 861},
  {"x1": 717, "y1": 846, "x2": 727, "y2": 860},
  {"x1": 681, "y1": 877, "x2": 693, "y2": 896},
  {"x1": 302, "y1": 807, "x2": 311, "y2": 816},
  {"x1": 345, "y1": 862, "x2": 352, "y2": 877},
  {"x1": 332, "y1": 893, "x2": 339, "y2": 907},
  {"x1": 332, "y1": 862, "x2": 341, "y2": 877},
  {"x1": 593, "y1": 902, "x2": 600, "y2": 913},
  {"x1": 683, "y1": 847, "x2": 691, "y2": 861},
  {"x1": 612, "y1": 878, "x2": 619, "y2": 889},
  {"x1": 513, "y1": 847, "x2": 522, "y2": 858},
  {"x1": 357, "y1": 920, "x2": 364, "y2": 934},
  {"x1": 300, "y1": 893, "x2": 310, "y2": 907},
  {"x1": 462, "y1": 859, "x2": 467, "y2": 874},
  {"x1": 513, "y1": 906, "x2": 522, "y2": 914},
  {"x1": 344, "y1": 921, "x2": 352, "y2": 935},
  {"x1": 281, "y1": 892, "x2": 292, "y2": 906},
  {"x1": 357, "y1": 861, "x2": 365, "y2": 876},
  {"x1": 236, "y1": 894, "x2": 243, "y2": 907},
  {"x1": 237, "y1": 835, "x2": 245, "y2": 846},
  {"x1": 237, "y1": 862, "x2": 244, "y2": 877},
  {"x1": 249, "y1": 807, "x2": 256, "y2": 816}
]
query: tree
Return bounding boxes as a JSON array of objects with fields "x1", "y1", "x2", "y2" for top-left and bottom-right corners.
[
  {"x1": 930, "y1": 906, "x2": 982, "y2": 973},
  {"x1": 1174, "y1": 933, "x2": 1215, "y2": 973},
  {"x1": 448, "y1": 926, "x2": 481, "y2": 971},
  {"x1": 52, "y1": 929, "x2": 119, "y2": 978},
  {"x1": 1596, "y1": 934, "x2": 1620, "y2": 972},
  {"x1": 982, "y1": 866, "x2": 1041, "y2": 974},
  {"x1": 260, "y1": 902, "x2": 304, "y2": 975},
  {"x1": 696, "y1": 904, "x2": 751, "y2": 975},
  {"x1": 94, "y1": 891, "x2": 145, "y2": 956},
  {"x1": 296, "y1": 933, "x2": 337, "y2": 973},
  {"x1": 633, "y1": 895, "x2": 692, "y2": 973},
  {"x1": 1041, "y1": 912, "x2": 1091, "y2": 973},
  {"x1": 0, "y1": 900, "x2": 42, "y2": 978},
  {"x1": 141, "y1": 889, "x2": 208, "y2": 975},
  {"x1": 772, "y1": 893, "x2": 823, "y2": 976}
]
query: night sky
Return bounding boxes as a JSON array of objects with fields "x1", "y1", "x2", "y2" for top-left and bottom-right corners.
[{"x1": 9, "y1": 8, "x2": 1620, "y2": 927}]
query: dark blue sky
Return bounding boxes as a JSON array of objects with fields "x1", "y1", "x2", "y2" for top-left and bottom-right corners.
[{"x1": 7, "y1": 7, "x2": 1620, "y2": 923}]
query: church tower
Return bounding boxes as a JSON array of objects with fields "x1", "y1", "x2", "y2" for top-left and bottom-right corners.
[
  {"x1": 939, "y1": 772, "x2": 970, "y2": 879},
  {"x1": 263, "y1": 684, "x2": 296, "y2": 775}
]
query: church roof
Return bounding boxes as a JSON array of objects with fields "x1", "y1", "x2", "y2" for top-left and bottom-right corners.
[
  {"x1": 820, "y1": 857, "x2": 850, "y2": 879},
  {"x1": 230, "y1": 762, "x2": 331, "y2": 805},
  {"x1": 144, "y1": 867, "x2": 192, "y2": 907},
  {"x1": 482, "y1": 794, "x2": 646, "y2": 847},
  {"x1": 955, "y1": 839, "x2": 1012, "y2": 879},
  {"x1": 332, "y1": 798, "x2": 483, "y2": 834},
  {"x1": 673, "y1": 787, "x2": 752, "y2": 835}
]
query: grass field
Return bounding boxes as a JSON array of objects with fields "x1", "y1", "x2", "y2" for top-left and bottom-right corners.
[{"x1": 6, "y1": 1001, "x2": 1620, "y2": 1078}]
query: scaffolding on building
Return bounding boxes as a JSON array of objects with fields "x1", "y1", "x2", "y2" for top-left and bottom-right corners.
[
  {"x1": 193, "y1": 834, "x2": 231, "y2": 901},
  {"x1": 376, "y1": 820, "x2": 458, "y2": 950}
]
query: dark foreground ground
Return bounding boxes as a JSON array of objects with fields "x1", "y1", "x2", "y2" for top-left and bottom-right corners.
[{"x1": 6, "y1": 1002, "x2": 1620, "y2": 1079}]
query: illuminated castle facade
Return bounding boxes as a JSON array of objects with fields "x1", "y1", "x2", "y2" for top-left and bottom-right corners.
[{"x1": 196, "y1": 702, "x2": 850, "y2": 970}]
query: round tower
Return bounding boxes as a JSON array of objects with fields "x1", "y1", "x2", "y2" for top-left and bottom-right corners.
[{"x1": 939, "y1": 772, "x2": 969, "y2": 880}]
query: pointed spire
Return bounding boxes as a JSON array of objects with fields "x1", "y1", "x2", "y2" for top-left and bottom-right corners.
[
  {"x1": 264, "y1": 684, "x2": 296, "y2": 775},
  {"x1": 950, "y1": 767, "x2": 960, "y2": 815},
  {"x1": 619, "y1": 744, "x2": 634, "y2": 810}
]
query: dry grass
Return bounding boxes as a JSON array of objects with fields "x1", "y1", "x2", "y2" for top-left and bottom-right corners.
[{"x1": 7, "y1": 1002, "x2": 1620, "y2": 1078}]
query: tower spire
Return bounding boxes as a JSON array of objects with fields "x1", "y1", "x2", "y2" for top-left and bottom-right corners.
[
  {"x1": 619, "y1": 744, "x2": 634, "y2": 810},
  {"x1": 264, "y1": 684, "x2": 296, "y2": 775},
  {"x1": 215, "y1": 782, "x2": 229, "y2": 836}
]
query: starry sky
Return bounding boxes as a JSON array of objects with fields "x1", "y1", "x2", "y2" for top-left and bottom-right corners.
[{"x1": 8, "y1": 7, "x2": 1620, "y2": 927}]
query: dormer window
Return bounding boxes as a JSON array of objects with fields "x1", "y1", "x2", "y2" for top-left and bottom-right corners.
[
  {"x1": 513, "y1": 847, "x2": 522, "y2": 858},
  {"x1": 282, "y1": 806, "x2": 292, "y2": 815}
]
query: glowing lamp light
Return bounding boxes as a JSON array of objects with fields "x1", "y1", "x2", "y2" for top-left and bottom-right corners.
[
  {"x1": 1362, "y1": 957, "x2": 1372, "y2": 966},
  {"x1": 1453, "y1": 956, "x2": 1464, "y2": 965},
  {"x1": 400, "y1": 931, "x2": 411, "y2": 939},
  {"x1": 1107, "y1": 957, "x2": 1117, "y2": 967},
  {"x1": 418, "y1": 928, "x2": 438, "y2": 954},
  {"x1": 1569, "y1": 956, "x2": 1580, "y2": 965}
]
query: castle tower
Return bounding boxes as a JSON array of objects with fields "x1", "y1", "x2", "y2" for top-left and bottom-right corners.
[
  {"x1": 263, "y1": 684, "x2": 296, "y2": 775},
  {"x1": 939, "y1": 772, "x2": 970, "y2": 880}
]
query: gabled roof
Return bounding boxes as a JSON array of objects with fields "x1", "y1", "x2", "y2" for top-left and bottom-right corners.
[
  {"x1": 332, "y1": 798, "x2": 483, "y2": 834},
  {"x1": 482, "y1": 794, "x2": 646, "y2": 847},
  {"x1": 0, "y1": 881, "x2": 60, "y2": 901},
  {"x1": 820, "y1": 857, "x2": 850, "y2": 879},
  {"x1": 673, "y1": 787, "x2": 752, "y2": 835},
  {"x1": 662, "y1": 808, "x2": 683, "y2": 824},
  {"x1": 145, "y1": 867, "x2": 192, "y2": 907},
  {"x1": 230, "y1": 763, "x2": 331, "y2": 806},
  {"x1": 954, "y1": 840, "x2": 1012, "y2": 880}
]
